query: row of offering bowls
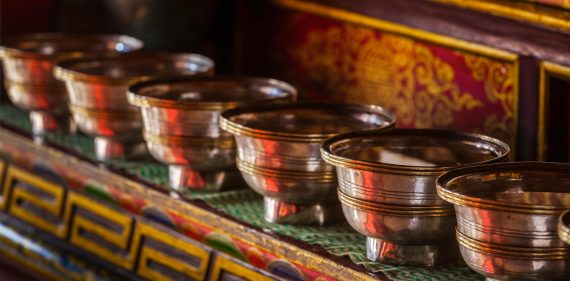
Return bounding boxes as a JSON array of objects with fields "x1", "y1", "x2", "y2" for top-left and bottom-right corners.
[{"x1": 2, "y1": 33, "x2": 570, "y2": 280}]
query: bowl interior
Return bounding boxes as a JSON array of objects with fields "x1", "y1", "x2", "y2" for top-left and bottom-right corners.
[
  {"x1": 62, "y1": 54, "x2": 212, "y2": 79},
  {"x1": 135, "y1": 80, "x2": 291, "y2": 103},
  {"x1": 3, "y1": 33, "x2": 141, "y2": 55},
  {"x1": 445, "y1": 167, "x2": 570, "y2": 207},
  {"x1": 330, "y1": 131, "x2": 508, "y2": 168},
  {"x1": 228, "y1": 105, "x2": 392, "y2": 136}
]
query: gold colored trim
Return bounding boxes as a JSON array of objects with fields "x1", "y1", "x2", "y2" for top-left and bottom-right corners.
[
  {"x1": 338, "y1": 189, "x2": 454, "y2": 216},
  {"x1": 456, "y1": 229, "x2": 569, "y2": 259},
  {"x1": 273, "y1": 0, "x2": 517, "y2": 60},
  {"x1": 143, "y1": 132, "x2": 236, "y2": 149},
  {"x1": 236, "y1": 158, "x2": 336, "y2": 182},
  {"x1": 538, "y1": 62, "x2": 570, "y2": 160},
  {"x1": 432, "y1": 0, "x2": 570, "y2": 32},
  {"x1": 65, "y1": 192, "x2": 137, "y2": 270},
  {"x1": 5, "y1": 166, "x2": 67, "y2": 237},
  {"x1": 133, "y1": 222, "x2": 211, "y2": 281},
  {"x1": 208, "y1": 253, "x2": 276, "y2": 281}
]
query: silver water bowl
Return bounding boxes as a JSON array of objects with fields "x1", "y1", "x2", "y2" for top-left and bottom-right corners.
[
  {"x1": 54, "y1": 52, "x2": 214, "y2": 161},
  {"x1": 128, "y1": 77, "x2": 297, "y2": 193},
  {"x1": 438, "y1": 162, "x2": 570, "y2": 280},
  {"x1": 437, "y1": 162, "x2": 570, "y2": 248},
  {"x1": 221, "y1": 102, "x2": 395, "y2": 225},
  {"x1": 321, "y1": 128, "x2": 510, "y2": 265},
  {"x1": 0, "y1": 32, "x2": 143, "y2": 134},
  {"x1": 457, "y1": 229, "x2": 569, "y2": 281}
]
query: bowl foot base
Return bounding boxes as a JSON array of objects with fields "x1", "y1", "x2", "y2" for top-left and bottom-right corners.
[
  {"x1": 94, "y1": 137, "x2": 146, "y2": 161},
  {"x1": 30, "y1": 111, "x2": 75, "y2": 135},
  {"x1": 367, "y1": 237, "x2": 460, "y2": 266},
  {"x1": 263, "y1": 197, "x2": 343, "y2": 226},
  {"x1": 169, "y1": 165, "x2": 244, "y2": 193}
]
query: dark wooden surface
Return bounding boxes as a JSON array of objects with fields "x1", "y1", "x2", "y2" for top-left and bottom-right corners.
[{"x1": 312, "y1": 0, "x2": 570, "y2": 66}]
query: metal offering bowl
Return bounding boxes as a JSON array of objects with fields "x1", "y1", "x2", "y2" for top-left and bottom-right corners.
[
  {"x1": 437, "y1": 162, "x2": 570, "y2": 248},
  {"x1": 321, "y1": 129, "x2": 510, "y2": 206},
  {"x1": 0, "y1": 33, "x2": 143, "y2": 134},
  {"x1": 55, "y1": 53, "x2": 214, "y2": 111},
  {"x1": 338, "y1": 189, "x2": 459, "y2": 266},
  {"x1": 559, "y1": 210, "x2": 570, "y2": 246},
  {"x1": 221, "y1": 103, "x2": 395, "y2": 173},
  {"x1": 338, "y1": 189, "x2": 456, "y2": 243},
  {"x1": 220, "y1": 102, "x2": 395, "y2": 225},
  {"x1": 54, "y1": 53, "x2": 214, "y2": 161},
  {"x1": 128, "y1": 77, "x2": 296, "y2": 138},
  {"x1": 128, "y1": 77, "x2": 297, "y2": 193},
  {"x1": 457, "y1": 229, "x2": 570, "y2": 281}
]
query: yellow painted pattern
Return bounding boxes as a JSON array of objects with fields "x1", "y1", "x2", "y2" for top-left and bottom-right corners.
[
  {"x1": 65, "y1": 192, "x2": 136, "y2": 270},
  {"x1": 5, "y1": 166, "x2": 67, "y2": 237},
  {"x1": 296, "y1": 24, "x2": 518, "y2": 145},
  {"x1": 209, "y1": 253, "x2": 277, "y2": 281},
  {"x1": 133, "y1": 222, "x2": 211, "y2": 281},
  {"x1": 462, "y1": 54, "x2": 519, "y2": 146}
]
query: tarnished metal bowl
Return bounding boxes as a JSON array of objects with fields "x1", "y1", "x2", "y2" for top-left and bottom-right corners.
[
  {"x1": 559, "y1": 210, "x2": 570, "y2": 246},
  {"x1": 54, "y1": 53, "x2": 214, "y2": 161},
  {"x1": 321, "y1": 129, "x2": 510, "y2": 206},
  {"x1": 338, "y1": 189, "x2": 458, "y2": 266},
  {"x1": 321, "y1": 128, "x2": 509, "y2": 265},
  {"x1": 457, "y1": 229, "x2": 569, "y2": 281},
  {"x1": 0, "y1": 32, "x2": 143, "y2": 134},
  {"x1": 127, "y1": 77, "x2": 297, "y2": 193},
  {"x1": 437, "y1": 162, "x2": 570, "y2": 248},
  {"x1": 221, "y1": 103, "x2": 395, "y2": 173},
  {"x1": 220, "y1": 102, "x2": 395, "y2": 225}
]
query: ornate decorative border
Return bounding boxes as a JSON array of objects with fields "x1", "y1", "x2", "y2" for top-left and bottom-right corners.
[
  {"x1": 0, "y1": 128, "x2": 375, "y2": 281},
  {"x1": 537, "y1": 62, "x2": 570, "y2": 160}
]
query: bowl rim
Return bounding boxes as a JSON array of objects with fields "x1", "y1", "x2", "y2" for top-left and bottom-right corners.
[
  {"x1": 437, "y1": 161, "x2": 570, "y2": 214},
  {"x1": 220, "y1": 102, "x2": 396, "y2": 143},
  {"x1": 321, "y1": 128, "x2": 510, "y2": 175},
  {"x1": 53, "y1": 52, "x2": 214, "y2": 85},
  {"x1": 127, "y1": 76, "x2": 297, "y2": 110},
  {"x1": 0, "y1": 32, "x2": 143, "y2": 60}
]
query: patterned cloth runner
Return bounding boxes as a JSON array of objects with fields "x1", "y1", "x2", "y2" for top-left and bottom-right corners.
[{"x1": 0, "y1": 105, "x2": 483, "y2": 281}]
